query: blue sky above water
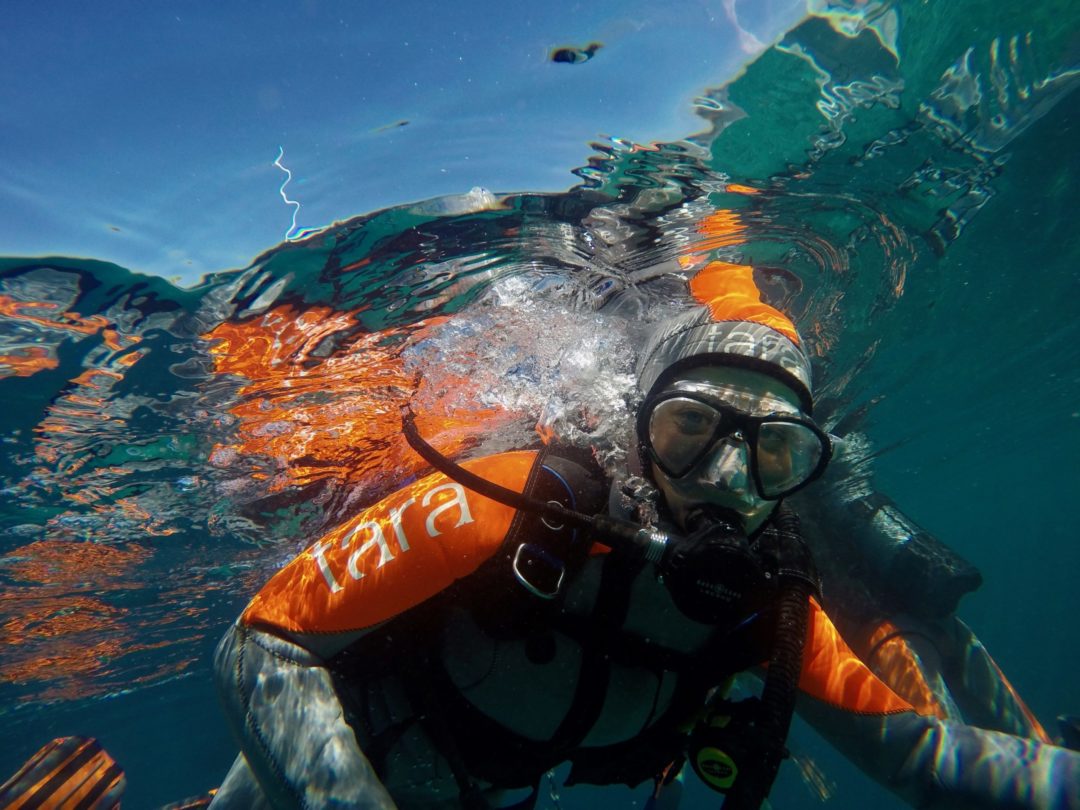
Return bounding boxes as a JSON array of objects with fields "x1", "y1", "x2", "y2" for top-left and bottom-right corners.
[{"x1": 1, "y1": 0, "x2": 805, "y2": 284}]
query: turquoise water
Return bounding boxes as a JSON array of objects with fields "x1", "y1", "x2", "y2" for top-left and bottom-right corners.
[{"x1": 2, "y1": 2, "x2": 1078, "y2": 807}]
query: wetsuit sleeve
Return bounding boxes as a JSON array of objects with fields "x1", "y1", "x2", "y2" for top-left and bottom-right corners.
[
  {"x1": 242, "y1": 450, "x2": 541, "y2": 636},
  {"x1": 796, "y1": 602, "x2": 1080, "y2": 808},
  {"x1": 211, "y1": 450, "x2": 545, "y2": 810},
  {"x1": 847, "y1": 613, "x2": 1053, "y2": 741}
]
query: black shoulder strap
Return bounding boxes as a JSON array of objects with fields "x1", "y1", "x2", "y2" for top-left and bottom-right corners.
[
  {"x1": 545, "y1": 541, "x2": 642, "y2": 751},
  {"x1": 489, "y1": 445, "x2": 609, "y2": 604}
]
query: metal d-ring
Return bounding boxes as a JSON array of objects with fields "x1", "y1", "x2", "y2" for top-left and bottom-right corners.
[{"x1": 512, "y1": 543, "x2": 565, "y2": 599}]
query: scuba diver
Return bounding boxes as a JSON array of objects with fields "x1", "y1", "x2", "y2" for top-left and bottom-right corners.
[{"x1": 199, "y1": 258, "x2": 1079, "y2": 810}]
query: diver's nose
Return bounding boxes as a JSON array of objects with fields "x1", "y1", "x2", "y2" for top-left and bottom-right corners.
[{"x1": 702, "y1": 433, "x2": 752, "y2": 494}]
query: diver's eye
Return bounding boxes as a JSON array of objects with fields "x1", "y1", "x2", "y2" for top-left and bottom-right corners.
[
  {"x1": 669, "y1": 405, "x2": 715, "y2": 435},
  {"x1": 758, "y1": 431, "x2": 788, "y2": 454},
  {"x1": 648, "y1": 398, "x2": 725, "y2": 475}
]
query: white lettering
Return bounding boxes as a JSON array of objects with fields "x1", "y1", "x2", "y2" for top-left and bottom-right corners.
[
  {"x1": 388, "y1": 497, "x2": 416, "y2": 552},
  {"x1": 421, "y1": 483, "x2": 474, "y2": 537},
  {"x1": 312, "y1": 538, "x2": 343, "y2": 593},
  {"x1": 312, "y1": 482, "x2": 477, "y2": 593},
  {"x1": 343, "y1": 520, "x2": 394, "y2": 580}
]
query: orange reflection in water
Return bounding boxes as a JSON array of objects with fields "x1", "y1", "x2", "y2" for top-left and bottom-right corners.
[
  {"x1": 0, "y1": 540, "x2": 164, "y2": 701},
  {"x1": 0, "y1": 294, "x2": 109, "y2": 335},
  {"x1": 204, "y1": 305, "x2": 516, "y2": 493},
  {"x1": 3, "y1": 539, "x2": 148, "y2": 589},
  {"x1": 674, "y1": 208, "x2": 753, "y2": 290},
  {"x1": 693, "y1": 209, "x2": 749, "y2": 253},
  {"x1": 0, "y1": 294, "x2": 141, "y2": 380},
  {"x1": 0, "y1": 345, "x2": 59, "y2": 377}
]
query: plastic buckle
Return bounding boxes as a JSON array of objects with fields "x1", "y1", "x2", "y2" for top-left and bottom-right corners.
[{"x1": 512, "y1": 543, "x2": 565, "y2": 600}]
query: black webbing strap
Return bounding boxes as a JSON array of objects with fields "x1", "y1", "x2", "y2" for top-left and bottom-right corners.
[
  {"x1": 400, "y1": 643, "x2": 529, "y2": 810},
  {"x1": 545, "y1": 542, "x2": 642, "y2": 751}
]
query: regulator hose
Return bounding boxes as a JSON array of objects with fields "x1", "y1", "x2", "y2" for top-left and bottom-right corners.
[
  {"x1": 402, "y1": 409, "x2": 655, "y2": 551},
  {"x1": 722, "y1": 508, "x2": 812, "y2": 810}
]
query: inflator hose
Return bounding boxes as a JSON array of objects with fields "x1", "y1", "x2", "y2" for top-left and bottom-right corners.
[
  {"x1": 402, "y1": 409, "x2": 646, "y2": 548},
  {"x1": 722, "y1": 509, "x2": 812, "y2": 810}
]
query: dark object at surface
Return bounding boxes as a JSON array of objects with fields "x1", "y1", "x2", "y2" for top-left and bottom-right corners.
[
  {"x1": 550, "y1": 42, "x2": 603, "y2": 64},
  {"x1": 373, "y1": 119, "x2": 410, "y2": 133}
]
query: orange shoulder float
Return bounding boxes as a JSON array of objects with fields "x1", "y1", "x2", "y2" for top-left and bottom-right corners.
[
  {"x1": 242, "y1": 451, "x2": 540, "y2": 635},
  {"x1": 689, "y1": 261, "x2": 802, "y2": 345},
  {"x1": 798, "y1": 600, "x2": 919, "y2": 716}
]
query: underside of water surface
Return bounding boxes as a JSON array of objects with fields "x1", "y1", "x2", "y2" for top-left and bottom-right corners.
[{"x1": 1, "y1": 1, "x2": 1078, "y2": 807}]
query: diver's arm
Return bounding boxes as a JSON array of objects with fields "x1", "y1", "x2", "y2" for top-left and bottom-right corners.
[
  {"x1": 799, "y1": 697, "x2": 1080, "y2": 809},
  {"x1": 211, "y1": 622, "x2": 397, "y2": 810},
  {"x1": 848, "y1": 612, "x2": 1053, "y2": 742},
  {"x1": 211, "y1": 451, "x2": 552, "y2": 809},
  {"x1": 240, "y1": 450, "x2": 543, "y2": 647},
  {"x1": 795, "y1": 603, "x2": 1080, "y2": 809},
  {"x1": 792, "y1": 437, "x2": 1054, "y2": 741},
  {"x1": 934, "y1": 615, "x2": 1051, "y2": 740},
  {"x1": 793, "y1": 445, "x2": 1052, "y2": 743}
]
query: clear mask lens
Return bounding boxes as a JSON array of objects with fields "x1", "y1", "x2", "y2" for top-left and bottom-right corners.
[
  {"x1": 754, "y1": 421, "x2": 825, "y2": 497},
  {"x1": 648, "y1": 397, "x2": 725, "y2": 476}
]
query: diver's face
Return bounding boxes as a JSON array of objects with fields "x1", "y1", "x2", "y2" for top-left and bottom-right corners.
[{"x1": 646, "y1": 367, "x2": 805, "y2": 533}]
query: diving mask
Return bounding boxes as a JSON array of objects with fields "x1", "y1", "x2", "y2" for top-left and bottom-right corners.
[{"x1": 641, "y1": 382, "x2": 831, "y2": 500}]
